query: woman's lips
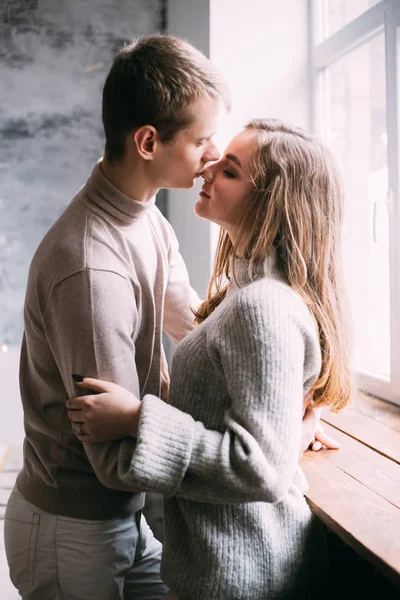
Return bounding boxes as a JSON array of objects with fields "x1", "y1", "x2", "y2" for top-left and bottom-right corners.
[{"x1": 200, "y1": 188, "x2": 210, "y2": 198}]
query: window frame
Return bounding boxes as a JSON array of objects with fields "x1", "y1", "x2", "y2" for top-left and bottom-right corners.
[{"x1": 309, "y1": 0, "x2": 400, "y2": 405}]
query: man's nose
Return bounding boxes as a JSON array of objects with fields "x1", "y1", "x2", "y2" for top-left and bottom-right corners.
[
  {"x1": 203, "y1": 140, "x2": 220, "y2": 163},
  {"x1": 202, "y1": 163, "x2": 215, "y2": 183}
]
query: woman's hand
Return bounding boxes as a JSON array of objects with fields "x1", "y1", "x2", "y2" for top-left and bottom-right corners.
[{"x1": 67, "y1": 376, "x2": 142, "y2": 443}]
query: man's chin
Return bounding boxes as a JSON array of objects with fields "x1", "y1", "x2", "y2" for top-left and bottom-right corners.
[
  {"x1": 168, "y1": 178, "x2": 197, "y2": 190},
  {"x1": 164, "y1": 172, "x2": 202, "y2": 189}
]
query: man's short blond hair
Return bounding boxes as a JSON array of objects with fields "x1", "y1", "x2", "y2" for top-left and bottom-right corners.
[{"x1": 102, "y1": 34, "x2": 230, "y2": 161}]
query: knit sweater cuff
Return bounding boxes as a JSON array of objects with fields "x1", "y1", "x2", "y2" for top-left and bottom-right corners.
[{"x1": 119, "y1": 395, "x2": 195, "y2": 495}]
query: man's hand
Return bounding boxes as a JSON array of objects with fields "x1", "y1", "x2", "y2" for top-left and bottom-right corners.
[
  {"x1": 301, "y1": 389, "x2": 341, "y2": 453},
  {"x1": 312, "y1": 420, "x2": 341, "y2": 451}
]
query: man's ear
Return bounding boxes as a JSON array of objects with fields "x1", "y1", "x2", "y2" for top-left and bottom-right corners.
[{"x1": 133, "y1": 125, "x2": 160, "y2": 160}]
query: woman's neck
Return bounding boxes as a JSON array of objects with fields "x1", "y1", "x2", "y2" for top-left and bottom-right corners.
[{"x1": 227, "y1": 230, "x2": 248, "y2": 258}]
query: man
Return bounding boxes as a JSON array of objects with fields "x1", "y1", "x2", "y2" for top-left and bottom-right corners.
[
  {"x1": 5, "y1": 34, "x2": 228, "y2": 600},
  {"x1": 5, "y1": 34, "x2": 336, "y2": 600}
]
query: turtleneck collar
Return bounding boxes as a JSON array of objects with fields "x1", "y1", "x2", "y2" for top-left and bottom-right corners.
[
  {"x1": 229, "y1": 248, "x2": 284, "y2": 290},
  {"x1": 84, "y1": 160, "x2": 156, "y2": 225}
]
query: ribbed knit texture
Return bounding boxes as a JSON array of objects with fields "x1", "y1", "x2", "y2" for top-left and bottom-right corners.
[
  {"x1": 118, "y1": 255, "x2": 329, "y2": 598},
  {"x1": 17, "y1": 160, "x2": 200, "y2": 519}
]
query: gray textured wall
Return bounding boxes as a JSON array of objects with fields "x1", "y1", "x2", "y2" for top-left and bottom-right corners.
[{"x1": 0, "y1": 0, "x2": 164, "y2": 345}]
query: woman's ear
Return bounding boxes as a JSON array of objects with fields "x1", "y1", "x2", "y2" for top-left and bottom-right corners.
[{"x1": 133, "y1": 125, "x2": 159, "y2": 160}]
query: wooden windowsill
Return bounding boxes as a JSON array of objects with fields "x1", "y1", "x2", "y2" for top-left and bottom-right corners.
[{"x1": 300, "y1": 394, "x2": 400, "y2": 589}]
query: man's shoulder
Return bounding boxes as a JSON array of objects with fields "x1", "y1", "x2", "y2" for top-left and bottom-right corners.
[
  {"x1": 29, "y1": 199, "x2": 128, "y2": 294},
  {"x1": 31, "y1": 199, "x2": 86, "y2": 275}
]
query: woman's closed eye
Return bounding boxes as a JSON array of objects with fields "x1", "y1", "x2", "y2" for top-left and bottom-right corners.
[{"x1": 223, "y1": 170, "x2": 235, "y2": 178}]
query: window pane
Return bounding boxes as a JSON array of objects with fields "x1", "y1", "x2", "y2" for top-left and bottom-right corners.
[
  {"x1": 320, "y1": 0, "x2": 380, "y2": 39},
  {"x1": 327, "y1": 35, "x2": 390, "y2": 379}
]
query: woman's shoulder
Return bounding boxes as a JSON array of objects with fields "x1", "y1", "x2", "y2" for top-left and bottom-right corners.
[
  {"x1": 232, "y1": 276, "x2": 308, "y2": 312},
  {"x1": 224, "y1": 276, "x2": 318, "y2": 337}
]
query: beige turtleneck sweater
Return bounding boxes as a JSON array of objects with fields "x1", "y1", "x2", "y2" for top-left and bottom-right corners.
[{"x1": 16, "y1": 161, "x2": 200, "y2": 519}]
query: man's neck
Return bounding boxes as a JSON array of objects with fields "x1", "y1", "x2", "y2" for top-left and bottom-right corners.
[{"x1": 101, "y1": 156, "x2": 159, "y2": 202}]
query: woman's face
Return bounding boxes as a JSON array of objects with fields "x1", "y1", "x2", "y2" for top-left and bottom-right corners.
[{"x1": 194, "y1": 128, "x2": 257, "y2": 239}]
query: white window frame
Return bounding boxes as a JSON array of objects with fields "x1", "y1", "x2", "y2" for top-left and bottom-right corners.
[{"x1": 309, "y1": 0, "x2": 400, "y2": 405}]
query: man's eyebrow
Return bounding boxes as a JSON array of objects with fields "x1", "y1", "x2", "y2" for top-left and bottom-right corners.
[{"x1": 226, "y1": 153, "x2": 242, "y2": 168}]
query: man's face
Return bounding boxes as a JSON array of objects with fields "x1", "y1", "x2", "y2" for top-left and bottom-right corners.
[{"x1": 154, "y1": 95, "x2": 221, "y2": 189}]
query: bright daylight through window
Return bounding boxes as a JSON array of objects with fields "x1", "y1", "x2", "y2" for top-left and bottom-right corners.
[{"x1": 311, "y1": 0, "x2": 400, "y2": 405}]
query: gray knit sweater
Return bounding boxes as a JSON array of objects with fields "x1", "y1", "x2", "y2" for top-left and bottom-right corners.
[{"x1": 118, "y1": 257, "x2": 329, "y2": 599}]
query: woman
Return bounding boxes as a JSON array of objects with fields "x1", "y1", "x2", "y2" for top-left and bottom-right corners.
[{"x1": 68, "y1": 118, "x2": 352, "y2": 599}]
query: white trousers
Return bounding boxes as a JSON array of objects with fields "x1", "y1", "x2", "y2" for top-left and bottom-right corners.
[{"x1": 4, "y1": 486, "x2": 169, "y2": 600}]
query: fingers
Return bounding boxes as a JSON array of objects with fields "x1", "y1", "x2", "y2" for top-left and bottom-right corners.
[
  {"x1": 308, "y1": 426, "x2": 341, "y2": 451},
  {"x1": 303, "y1": 406, "x2": 325, "y2": 452},
  {"x1": 303, "y1": 406, "x2": 341, "y2": 452},
  {"x1": 71, "y1": 375, "x2": 114, "y2": 394},
  {"x1": 71, "y1": 421, "x2": 96, "y2": 443},
  {"x1": 66, "y1": 394, "x2": 98, "y2": 420},
  {"x1": 67, "y1": 408, "x2": 87, "y2": 424},
  {"x1": 311, "y1": 440, "x2": 323, "y2": 452},
  {"x1": 66, "y1": 393, "x2": 99, "y2": 410},
  {"x1": 314, "y1": 426, "x2": 341, "y2": 450},
  {"x1": 66, "y1": 396, "x2": 86, "y2": 410},
  {"x1": 68, "y1": 408, "x2": 84, "y2": 423},
  {"x1": 300, "y1": 408, "x2": 318, "y2": 454}
]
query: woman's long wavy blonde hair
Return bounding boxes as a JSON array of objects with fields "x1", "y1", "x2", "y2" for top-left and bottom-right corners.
[{"x1": 195, "y1": 118, "x2": 352, "y2": 411}]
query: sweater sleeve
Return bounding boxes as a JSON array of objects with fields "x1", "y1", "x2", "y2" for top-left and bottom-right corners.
[
  {"x1": 43, "y1": 268, "x2": 142, "y2": 493},
  {"x1": 117, "y1": 285, "x2": 310, "y2": 503},
  {"x1": 163, "y1": 224, "x2": 201, "y2": 344}
]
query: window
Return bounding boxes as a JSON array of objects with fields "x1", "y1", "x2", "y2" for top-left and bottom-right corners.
[
  {"x1": 316, "y1": 0, "x2": 382, "y2": 40},
  {"x1": 310, "y1": 0, "x2": 400, "y2": 405}
]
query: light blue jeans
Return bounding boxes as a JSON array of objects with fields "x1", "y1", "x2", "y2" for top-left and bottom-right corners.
[{"x1": 4, "y1": 486, "x2": 169, "y2": 600}]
